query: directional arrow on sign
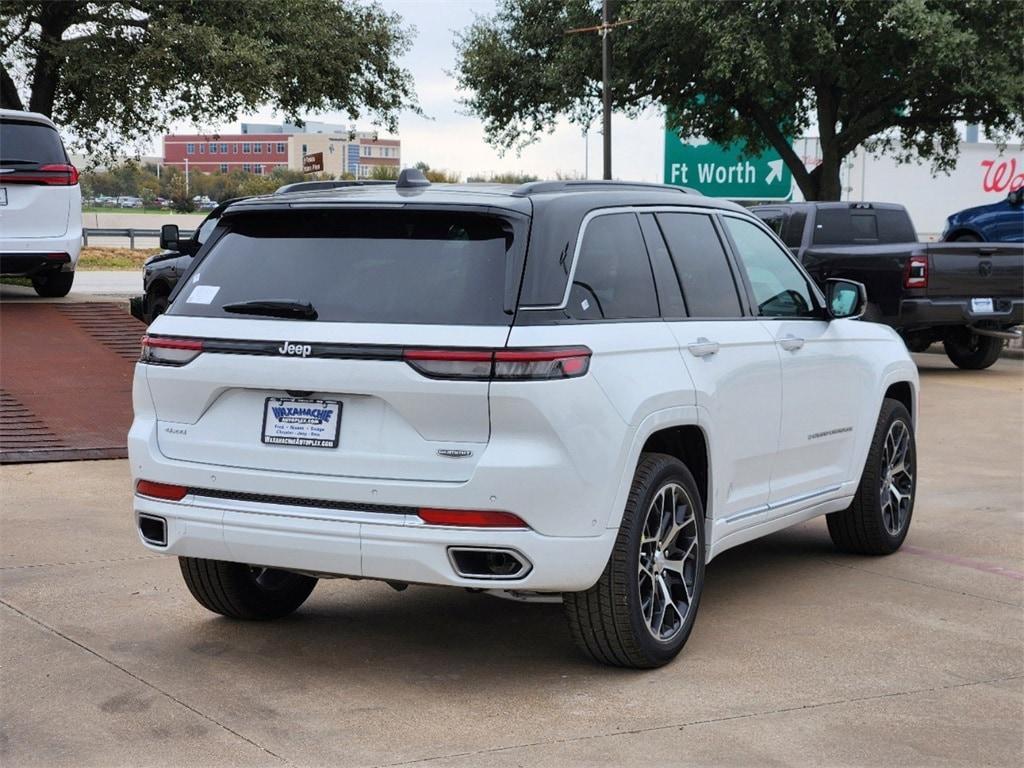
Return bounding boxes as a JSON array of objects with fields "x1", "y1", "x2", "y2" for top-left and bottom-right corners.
[{"x1": 765, "y1": 159, "x2": 784, "y2": 184}]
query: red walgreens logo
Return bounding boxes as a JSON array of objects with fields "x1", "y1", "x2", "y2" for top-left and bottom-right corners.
[{"x1": 981, "y1": 158, "x2": 1024, "y2": 193}]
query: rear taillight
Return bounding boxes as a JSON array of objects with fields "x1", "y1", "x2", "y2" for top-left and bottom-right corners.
[
  {"x1": 140, "y1": 335, "x2": 203, "y2": 366},
  {"x1": 418, "y1": 508, "x2": 528, "y2": 528},
  {"x1": 136, "y1": 480, "x2": 188, "y2": 501},
  {"x1": 904, "y1": 255, "x2": 928, "y2": 288},
  {"x1": 403, "y1": 346, "x2": 591, "y2": 381},
  {"x1": 0, "y1": 163, "x2": 79, "y2": 185}
]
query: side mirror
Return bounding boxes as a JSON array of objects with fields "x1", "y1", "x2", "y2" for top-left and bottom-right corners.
[
  {"x1": 826, "y1": 278, "x2": 868, "y2": 319},
  {"x1": 159, "y1": 224, "x2": 180, "y2": 251},
  {"x1": 1008, "y1": 189, "x2": 1023, "y2": 207}
]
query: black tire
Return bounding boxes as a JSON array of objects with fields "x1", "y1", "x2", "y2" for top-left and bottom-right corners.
[
  {"x1": 147, "y1": 292, "x2": 169, "y2": 322},
  {"x1": 943, "y1": 328, "x2": 1003, "y2": 370},
  {"x1": 827, "y1": 399, "x2": 916, "y2": 555},
  {"x1": 179, "y1": 557, "x2": 317, "y2": 620},
  {"x1": 564, "y1": 453, "x2": 706, "y2": 668},
  {"x1": 31, "y1": 271, "x2": 74, "y2": 297},
  {"x1": 951, "y1": 233, "x2": 981, "y2": 242}
]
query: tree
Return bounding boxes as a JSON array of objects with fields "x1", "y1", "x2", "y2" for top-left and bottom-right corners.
[
  {"x1": 455, "y1": 0, "x2": 1024, "y2": 200},
  {"x1": 2, "y1": 1, "x2": 418, "y2": 158}
]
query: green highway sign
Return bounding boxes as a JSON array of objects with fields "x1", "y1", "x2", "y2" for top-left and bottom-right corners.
[{"x1": 663, "y1": 129, "x2": 792, "y2": 200}]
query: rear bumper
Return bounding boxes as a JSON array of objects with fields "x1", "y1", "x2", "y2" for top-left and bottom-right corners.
[
  {"x1": 133, "y1": 493, "x2": 617, "y2": 592},
  {"x1": 0, "y1": 231, "x2": 82, "y2": 274},
  {"x1": 899, "y1": 297, "x2": 1024, "y2": 330}
]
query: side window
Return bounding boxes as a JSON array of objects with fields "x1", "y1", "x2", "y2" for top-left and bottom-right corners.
[
  {"x1": 722, "y1": 217, "x2": 818, "y2": 319},
  {"x1": 753, "y1": 208, "x2": 784, "y2": 237},
  {"x1": 195, "y1": 213, "x2": 220, "y2": 245},
  {"x1": 656, "y1": 212, "x2": 744, "y2": 318},
  {"x1": 568, "y1": 213, "x2": 658, "y2": 321}
]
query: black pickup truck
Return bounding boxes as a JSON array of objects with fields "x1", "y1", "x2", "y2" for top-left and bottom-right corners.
[{"x1": 751, "y1": 202, "x2": 1024, "y2": 370}]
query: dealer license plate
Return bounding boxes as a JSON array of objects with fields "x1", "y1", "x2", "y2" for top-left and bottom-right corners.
[
  {"x1": 261, "y1": 398, "x2": 341, "y2": 448},
  {"x1": 971, "y1": 298, "x2": 994, "y2": 314}
]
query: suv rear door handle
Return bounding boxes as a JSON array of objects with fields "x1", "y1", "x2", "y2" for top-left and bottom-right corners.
[
  {"x1": 687, "y1": 337, "x2": 720, "y2": 357},
  {"x1": 779, "y1": 334, "x2": 805, "y2": 352}
]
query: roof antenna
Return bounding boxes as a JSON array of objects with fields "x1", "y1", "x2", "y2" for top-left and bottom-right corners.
[{"x1": 396, "y1": 168, "x2": 431, "y2": 189}]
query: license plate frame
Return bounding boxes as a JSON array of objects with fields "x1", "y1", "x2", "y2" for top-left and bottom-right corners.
[
  {"x1": 261, "y1": 397, "x2": 342, "y2": 449},
  {"x1": 970, "y1": 297, "x2": 995, "y2": 314}
]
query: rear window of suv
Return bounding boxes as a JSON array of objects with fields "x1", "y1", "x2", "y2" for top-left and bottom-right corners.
[
  {"x1": 169, "y1": 209, "x2": 521, "y2": 325},
  {"x1": 0, "y1": 119, "x2": 68, "y2": 167}
]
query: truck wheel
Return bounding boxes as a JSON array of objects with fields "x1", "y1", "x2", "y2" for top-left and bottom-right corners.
[
  {"x1": 179, "y1": 557, "x2": 317, "y2": 620},
  {"x1": 827, "y1": 399, "x2": 916, "y2": 555},
  {"x1": 943, "y1": 329, "x2": 1003, "y2": 370},
  {"x1": 32, "y1": 271, "x2": 74, "y2": 297},
  {"x1": 147, "y1": 292, "x2": 169, "y2": 321},
  {"x1": 951, "y1": 233, "x2": 980, "y2": 242},
  {"x1": 564, "y1": 453, "x2": 705, "y2": 668}
]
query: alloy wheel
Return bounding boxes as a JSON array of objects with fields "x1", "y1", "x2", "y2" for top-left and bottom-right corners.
[
  {"x1": 638, "y1": 483, "x2": 700, "y2": 642},
  {"x1": 879, "y1": 420, "x2": 914, "y2": 535}
]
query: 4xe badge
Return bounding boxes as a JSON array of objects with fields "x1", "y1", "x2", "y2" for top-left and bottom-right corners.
[{"x1": 278, "y1": 341, "x2": 312, "y2": 357}]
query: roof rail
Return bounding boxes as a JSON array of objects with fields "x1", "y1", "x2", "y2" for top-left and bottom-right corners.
[{"x1": 511, "y1": 180, "x2": 701, "y2": 197}]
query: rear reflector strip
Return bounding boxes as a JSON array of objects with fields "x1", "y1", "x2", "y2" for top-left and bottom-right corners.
[
  {"x1": 417, "y1": 508, "x2": 528, "y2": 528},
  {"x1": 135, "y1": 480, "x2": 188, "y2": 501},
  {"x1": 189, "y1": 487, "x2": 416, "y2": 515}
]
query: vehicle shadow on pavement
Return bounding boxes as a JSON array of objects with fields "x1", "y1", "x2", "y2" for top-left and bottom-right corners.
[{"x1": 151, "y1": 523, "x2": 841, "y2": 681}]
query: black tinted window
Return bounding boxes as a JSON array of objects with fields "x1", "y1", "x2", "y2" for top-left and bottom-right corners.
[
  {"x1": 876, "y1": 209, "x2": 917, "y2": 242},
  {"x1": 568, "y1": 213, "x2": 658, "y2": 320},
  {"x1": 656, "y1": 213, "x2": 743, "y2": 318},
  {"x1": 753, "y1": 209, "x2": 784, "y2": 236},
  {"x1": 0, "y1": 120, "x2": 67, "y2": 166},
  {"x1": 170, "y1": 209, "x2": 518, "y2": 325}
]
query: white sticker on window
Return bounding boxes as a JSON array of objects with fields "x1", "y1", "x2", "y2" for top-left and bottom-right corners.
[
  {"x1": 581, "y1": 299, "x2": 590, "y2": 311},
  {"x1": 186, "y1": 285, "x2": 220, "y2": 304}
]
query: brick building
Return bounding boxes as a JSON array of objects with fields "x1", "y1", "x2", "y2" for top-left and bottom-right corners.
[{"x1": 162, "y1": 124, "x2": 401, "y2": 178}]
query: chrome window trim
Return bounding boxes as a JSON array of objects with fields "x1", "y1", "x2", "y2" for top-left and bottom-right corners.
[{"x1": 520, "y1": 204, "x2": 737, "y2": 312}]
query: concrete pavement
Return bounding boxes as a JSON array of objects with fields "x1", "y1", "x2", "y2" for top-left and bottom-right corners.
[
  {"x1": 1, "y1": 354, "x2": 1021, "y2": 767},
  {"x1": 1, "y1": 271, "x2": 139, "y2": 303}
]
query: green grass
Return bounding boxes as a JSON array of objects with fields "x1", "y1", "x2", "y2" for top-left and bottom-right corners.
[{"x1": 82, "y1": 206, "x2": 178, "y2": 215}]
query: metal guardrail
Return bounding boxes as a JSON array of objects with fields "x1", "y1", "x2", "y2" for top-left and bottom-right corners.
[{"x1": 82, "y1": 228, "x2": 195, "y2": 249}]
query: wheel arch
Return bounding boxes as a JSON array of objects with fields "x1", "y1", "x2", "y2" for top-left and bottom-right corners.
[
  {"x1": 640, "y1": 425, "x2": 710, "y2": 515},
  {"x1": 944, "y1": 227, "x2": 985, "y2": 242},
  {"x1": 884, "y1": 380, "x2": 915, "y2": 425}
]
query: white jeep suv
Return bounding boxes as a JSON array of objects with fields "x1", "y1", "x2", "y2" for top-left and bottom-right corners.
[
  {"x1": 0, "y1": 109, "x2": 82, "y2": 297},
  {"x1": 129, "y1": 176, "x2": 919, "y2": 668}
]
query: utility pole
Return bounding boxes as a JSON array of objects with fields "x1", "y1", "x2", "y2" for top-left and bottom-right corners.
[{"x1": 566, "y1": 1, "x2": 635, "y2": 180}]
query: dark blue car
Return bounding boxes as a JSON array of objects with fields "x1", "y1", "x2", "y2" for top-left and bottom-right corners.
[{"x1": 942, "y1": 189, "x2": 1024, "y2": 242}]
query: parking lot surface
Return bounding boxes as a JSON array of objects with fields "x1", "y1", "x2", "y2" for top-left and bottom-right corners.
[{"x1": 1, "y1": 354, "x2": 1021, "y2": 767}]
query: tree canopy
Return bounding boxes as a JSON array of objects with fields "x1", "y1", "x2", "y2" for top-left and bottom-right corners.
[
  {"x1": 455, "y1": 0, "x2": 1024, "y2": 200},
  {"x1": 1, "y1": 1, "x2": 418, "y2": 157}
]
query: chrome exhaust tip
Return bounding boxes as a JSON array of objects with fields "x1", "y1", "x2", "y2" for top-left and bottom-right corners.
[{"x1": 447, "y1": 547, "x2": 531, "y2": 580}]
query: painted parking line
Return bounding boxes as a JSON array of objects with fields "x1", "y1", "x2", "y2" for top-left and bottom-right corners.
[{"x1": 902, "y1": 544, "x2": 1024, "y2": 581}]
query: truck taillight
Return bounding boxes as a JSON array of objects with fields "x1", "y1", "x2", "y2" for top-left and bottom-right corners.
[
  {"x1": 904, "y1": 255, "x2": 928, "y2": 288},
  {"x1": 403, "y1": 347, "x2": 591, "y2": 381},
  {"x1": 140, "y1": 335, "x2": 204, "y2": 366}
]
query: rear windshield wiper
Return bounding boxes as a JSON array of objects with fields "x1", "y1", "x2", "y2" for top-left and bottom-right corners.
[
  {"x1": 222, "y1": 299, "x2": 318, "y2": 320},
  {"x1": 0, "y1": 158, "x2": 38, "y2": 165}
]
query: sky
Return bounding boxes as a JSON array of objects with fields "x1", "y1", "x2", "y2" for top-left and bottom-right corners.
[{"x1": 168, "y1": 0, "x2": 667, "y2": 182}]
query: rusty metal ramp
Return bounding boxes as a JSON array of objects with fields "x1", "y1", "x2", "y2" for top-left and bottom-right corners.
[{"x1": 0, "y1": 302, "x2": 144, "y2": 463}]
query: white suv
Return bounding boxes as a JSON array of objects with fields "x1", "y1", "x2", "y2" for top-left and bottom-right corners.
[
  {"x1": 0, "y1": 109, "x2": 82, "y2": 297},
  {"x1": 129, "y1": 176, "x2": 919, "y2": 668}
]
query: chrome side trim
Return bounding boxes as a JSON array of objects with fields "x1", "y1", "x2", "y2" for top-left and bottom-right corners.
[{"x1": 722, "y1": 484, "x2": 843, "y2": 525}]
